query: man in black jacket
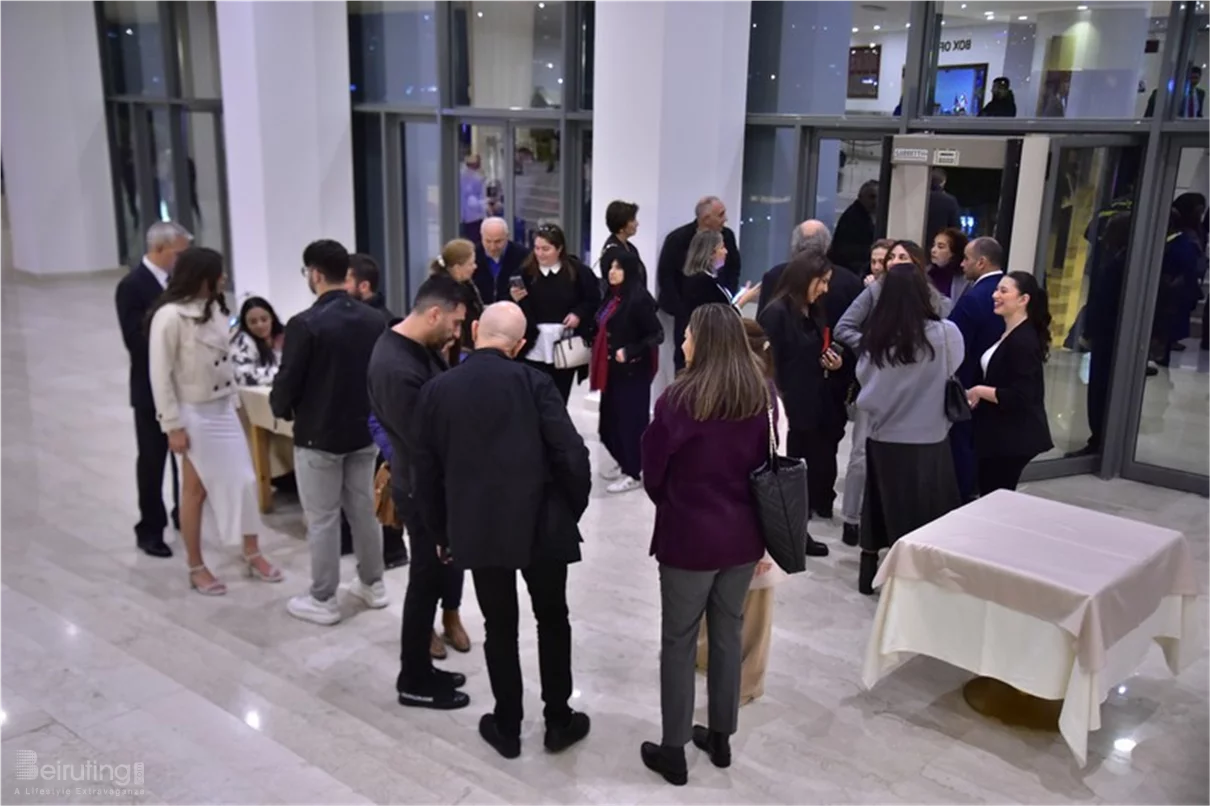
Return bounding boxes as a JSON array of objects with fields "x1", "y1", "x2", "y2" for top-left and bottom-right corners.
[
  {"x1": 980, "y1": 77, "x2": 1018, "y2": 117},
  {"x1": 927, "y1": 168, "x2": 961, "y2": 244},
  {"x1": 829, "y1": 181, "x2": 878, "y2": 275},
  {"x1": 414, "y1": 301, "x2": 592, "y2": 758},
  {"x1": 114, "y1": 221, "x2": 190, "y2": 558},
  {"x1": 757, "y1": 219, "x2": 830, "y2": 315},
  {"x1": 368, "y1": 274, "x2": 469, "y2": 709},
  {"x1": 657, "y1": 196, "x2": 741, "y2": 369},
  {"x1": 272, "y1": 240, "x2": 389, "y2": 627},
  {"x1": 346, "y1": 252, "x2": 398, "y2": 325},
  {"x1": 473, "y1": 217, "x2": 529, "y2": 304}
]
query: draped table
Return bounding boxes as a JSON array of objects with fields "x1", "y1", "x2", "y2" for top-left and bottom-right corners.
[
  {"x1": 861, "y1": 490, "x2": 1201, "y2": 765},
  {"x1": 237, "y1": 386, "x2": 293, "y2": 513}
]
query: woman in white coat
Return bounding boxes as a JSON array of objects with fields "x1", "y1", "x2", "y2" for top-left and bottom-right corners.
[{"x1": 148, "y1": 247, "x2": 281, "y2": 595}]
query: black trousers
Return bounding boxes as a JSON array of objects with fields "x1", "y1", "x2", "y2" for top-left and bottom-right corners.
[
  {"x1": 472, "y1": 559, "x2": 573, "y2": 737},
  {"x1": 786, "y1": 425, "x2": 844, "y2": 515},
  {"x1": 948, "y1": 419, "x2": 978, "y2": 501},
  {"x1": 397, "y1": 500, "x2": 445, "y2": 690},
  {"x1": 523, "y1": 360, "x2": 576, "y2": 403},
  {"x1": 672, "y1": 317, "x2": 687, "y2": 372},
  {"x1": 976, "y1": 455, "x2": 1032, "y2": 495},
  {"x1": 598, "y1": 368, "x2": 650, "y2": 480},
  {"x1": 133, "y1": 405, "x2": 179, "y2": 542}
]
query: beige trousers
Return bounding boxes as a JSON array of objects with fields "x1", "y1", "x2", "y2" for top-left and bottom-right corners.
[{"x1": 696, "y1": 586, "x2": 775, "y2": 705}]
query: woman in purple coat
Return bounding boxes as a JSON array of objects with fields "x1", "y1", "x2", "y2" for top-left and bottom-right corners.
[{"x1": 639, "y1": 303, "x2": 772, "y2": 786}]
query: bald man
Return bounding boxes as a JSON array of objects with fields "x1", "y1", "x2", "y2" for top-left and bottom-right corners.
[
  {"x1": 413, "y1": 302, "x2": 592, "y2": 760},
  {"x1": 473, "y1": 217, "x2": 529, "y2": 304}
]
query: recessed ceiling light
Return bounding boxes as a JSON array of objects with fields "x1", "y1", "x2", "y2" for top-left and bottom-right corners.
[
  {"x1": 852, "y1": 26, "x2": 859, "y2": 32},
  {"x1": 941, "y1": 19, "x2": 947, "y2": 24},
  {"x1": 906, "y1": 22, "x2": 911, "y2": 28},
  {"x1": 477, "y1": 10, "x2": 484, "y2": 17},
  {"x1": 873, "y1": 24, "x2": 881, "y2": 30},
  {"x1": 1018, "y1": 15, "x2": 1028, "y2": 19},
  {"x1": 961, "y1": 2, "x2": 967, "y2": 6},
  {"x1": 1077, "y1": 4, "x2": 1088, "y2": 8}
]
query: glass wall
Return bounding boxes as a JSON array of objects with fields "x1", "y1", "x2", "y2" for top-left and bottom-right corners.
[
  {"x1": 450, "y1": 1, "x2": 567, "y2": 108},
  {"x1": 349, "y1": 1, "x2": 439, "y2": 106},
  {"x1": 738, "y1": 127, "x2": 797, "y2": 284},
  {"x1": 403, "y1": 121, "x2": 442, "y2": 298}
]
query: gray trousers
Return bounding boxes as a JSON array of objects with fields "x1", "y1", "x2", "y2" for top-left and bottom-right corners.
[
  {"x1": 841, "y1": 410, "x2": 869, "y2": 526},
  {"x1": 659, "y1": 562, "x2": 756, "y2": 747},
  {"x1": 295, "y1": 445, "x2": 384, "y2": 601}
]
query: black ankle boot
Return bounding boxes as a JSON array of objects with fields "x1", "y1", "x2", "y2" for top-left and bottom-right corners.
[
  {"x1": 691, "y1": 724, "x2": 731, "y2": 768},
  {"x1": 640, "y1": 741, "x2": 688, "y2": 786},
  {"x1": 842, "y1": 522, "x2": 860, "y2": 547},
  {"x1": 858, "y1": 551, "x2": 878, "y2": 595}
]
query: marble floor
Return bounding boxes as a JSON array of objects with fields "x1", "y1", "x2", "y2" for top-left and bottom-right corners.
[{"x1": 1, "y1": 268, "x2": 1207, "y2": 805}]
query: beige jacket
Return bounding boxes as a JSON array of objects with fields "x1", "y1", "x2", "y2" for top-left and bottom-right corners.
[{"x1": 149, "y1": 299, "x2": 238, "y2": 433}]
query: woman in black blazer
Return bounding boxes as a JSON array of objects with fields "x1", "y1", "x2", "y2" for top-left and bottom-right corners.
[
  {"x1": 965, "y1": 271, "x2": 1054, "y2": 493},
  {"x1": 681, "y1": 230, "x2": 734, "y2": 318},
  {"x1": 590, "y1": 246, "x2": 663, "y2": 493}
]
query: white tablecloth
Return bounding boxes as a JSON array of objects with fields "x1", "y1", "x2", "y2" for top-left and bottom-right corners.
[
  {"x1": 861, "y1": 490, "x2": 1201, "y2": 765},
  {"x1": 237, "y1": 385, "x2": 293, "y2": 437}
]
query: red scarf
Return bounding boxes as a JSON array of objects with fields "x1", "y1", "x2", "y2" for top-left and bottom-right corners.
[{"x1": 589, "y1": 295, "x2": 621, "y2": 392}]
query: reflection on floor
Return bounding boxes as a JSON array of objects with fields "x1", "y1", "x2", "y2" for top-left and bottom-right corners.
[{"x1": 1, "y1": 270, "x2": 1207, "y2": 805}]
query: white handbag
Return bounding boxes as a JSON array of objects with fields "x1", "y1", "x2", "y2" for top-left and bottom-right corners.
[{"x1": 553, "y1": 329, "x2": 591, "y2": 370}]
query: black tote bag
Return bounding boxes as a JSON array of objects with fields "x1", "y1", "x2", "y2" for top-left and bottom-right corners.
[
  {"x1": 748, "y1": 405, "x2": 810, "y2": 574},
  {"x1": 941, "y1": 330, "x2": 972, "y2": 423}
]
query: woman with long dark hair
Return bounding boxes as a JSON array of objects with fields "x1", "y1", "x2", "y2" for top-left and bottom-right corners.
[
  {"x1": 757, "y1": 251, "x2": 840, "y2": 555},
  {"x1": 928, "y1": 227, "x2": 970, "y2": 300},
  {"x1": 592, "y1": 246, "x2": 663, "y2": 494},
  {"x1": 148, "y1": 247, "x2": 281, "y2": 595},
  {"x1": 510, "y1": 223, "x2": 601, "y2": 402},
  {"x1": 966, "y1": 271, "x2": 1054, "y2": 493},
  {"x1": 230, "y1": 296, "x2": 285, "y2": 386},
  {"x1": 639, "y1": 304, "x2": 770, "y2": 786},
  {"x1": 854, "y1": 264, "x2": 964, "y2": 595}
]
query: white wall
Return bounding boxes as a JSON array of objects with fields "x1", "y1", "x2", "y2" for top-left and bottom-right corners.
[{"x1": 0, "y1": 1, "x2": 119, "y2": 274}]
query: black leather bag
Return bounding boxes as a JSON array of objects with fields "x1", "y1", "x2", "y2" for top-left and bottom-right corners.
[
  {"x1": 748, "y1": 404, "x2": 809, "y2": 574},
  {"x1": 942, "y1": 331, "x2": 972, "y2": 423}
]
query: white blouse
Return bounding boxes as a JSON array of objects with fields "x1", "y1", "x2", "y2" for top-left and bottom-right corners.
[{"x1": 981, "y1": 340, "x2": 1002, "y2": 375}]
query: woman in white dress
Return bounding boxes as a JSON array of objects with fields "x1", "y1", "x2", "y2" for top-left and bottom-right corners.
[{"x1": 148, "y1": 247, "x2": 282, "y2": 595}]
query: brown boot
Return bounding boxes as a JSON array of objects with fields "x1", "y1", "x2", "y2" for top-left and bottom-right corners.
[
  {"x1": 430, "y1": 629, "x2": 448, "y2": 660},
  {"x1": 442, "y1": 609, "x2": 472, "y2": 653}
]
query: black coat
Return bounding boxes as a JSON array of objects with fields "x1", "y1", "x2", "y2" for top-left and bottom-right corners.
[
  {"x1": 830, "y1": 201, "x2": 876, "y2": 274},
  {"x1": 980, "y1": 93, "x2": 1017, "y2": 117},
  {"x1": 756, "y1": 262, "x2": 787, "y2": 316},
  {"x1": 681, "y1": 272, "x2": 732, "y2": 321},
  {"x1": 601, "y1": 234, "x2": 648, "y2": 289},
  {"x1": 973, "y1": 323, "x2": 1054, "y2": 460},
  {"x1": 413, "y1": 349, "x2": 592, "y2": 569},
  {"x1": 361, "y1": 291, "x2": 398, "y2": 326},
  {"x1": 758, "y1": 297, "x2": 834, "y2": 430},
  {"x1": 601, "y1": 289, "x2": 664, "y2": 377},
  {"x1": 115, "y1": 262, "x2": 165, "y2": 412},
  {"x1": 270, "y1": 290, "x2": 386, "y2": 454},
  {"x1": 656, "y1": 222, "x2": 741, "y2": 318},
  {"x1": 927, "y1": 188, "x2": 961, "y2": 243},
  {"x1": 473, "y1": 241, "x2": 529, "y2": 304}
]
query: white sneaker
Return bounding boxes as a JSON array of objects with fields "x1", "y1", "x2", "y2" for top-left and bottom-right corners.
[
  {"x1": 347, "y1": 578, "x2": 389, "y2": 609},
  {"x1": 287, "y1": 593, "x2": 341, "y2": 625},
  {"x1": 606, "y1": 476, "x2": 643, "y2": 494},
  {"x1": 600, "y1": 463, "x2": 623, "y2": 481}
]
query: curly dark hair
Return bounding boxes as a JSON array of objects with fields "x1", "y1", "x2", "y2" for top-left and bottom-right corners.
[{"x1": 145, "y1": 247, "x2": 228, "y2": 332}]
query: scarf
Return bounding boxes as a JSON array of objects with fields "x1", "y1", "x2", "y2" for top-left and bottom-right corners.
[{"x1": 589, "y1": 294, "x2": 622, "y2": 392}]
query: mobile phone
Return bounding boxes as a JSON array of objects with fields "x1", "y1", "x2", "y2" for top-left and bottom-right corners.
[
  {"x1": 822, "y1": 326, "x2": 832, "y2": 355},
  {"x1": 509, "y1": 275, "x2": 525, "y2": 290}
]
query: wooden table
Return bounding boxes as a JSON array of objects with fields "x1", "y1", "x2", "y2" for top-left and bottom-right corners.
[{"x1": 238, "y1": 386, "x2": 292, "y2": 513}]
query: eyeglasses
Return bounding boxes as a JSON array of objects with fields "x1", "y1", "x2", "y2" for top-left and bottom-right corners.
[{"x1": 299, "y1": 266, "x2": 308, "y2": 277}]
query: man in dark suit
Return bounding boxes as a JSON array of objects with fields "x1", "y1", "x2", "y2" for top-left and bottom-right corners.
[
  {"x1": 829, "y1": 181, "x2": 878, "y2": 274},
  {"x1": 756, "y1": 219, "x2": 830, "y2": 315},
  {"x1": 948, "y1": 237, "x2": 1006, "y2": 501},
  {"x1": 1145, "y1": 65, "x2": 1205, "y2": 118},
  {"x1": 414, "y1": 302, "x2": 592, "y2": 760},
  {"x1": 657, "y1": 196, "x2": 741, "y2": 369},
  {"x1": 114, "y1": 221, "x2": 191, "y2": 558},
  {"x1": 473, "y1": 217, "x2": 529, "y2": 304},
  {"x1": 927, "y1": 168, "x2": 961, "y2": 244}
]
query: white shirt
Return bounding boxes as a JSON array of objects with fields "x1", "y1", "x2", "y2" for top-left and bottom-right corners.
[
  {"x1": 973, "y1": 270, "x2": 1003, "y2": 289},
  {"x1": 143, "y1": 257, "x2": 169, "y2": 289},
  {"x1": 539, "y1": 261, "x2": 563, "y2": 277},
  {"x1": 981, "y1": 340, "x2": 1001, "y2": 375}
]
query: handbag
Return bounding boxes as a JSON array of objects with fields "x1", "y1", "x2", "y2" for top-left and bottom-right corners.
[
  {"x1": 374, "y1": 462, "x2": 399, "y2": 528},
  {"x1": 942, "y1": 328, "x2": 972, "y2": 423},
  {"x1": 553, "y1": 328, "x2": 591, "y2": 370},
  {"x1": 748, "y1": 403, "x2": 810, "y2": 574}
]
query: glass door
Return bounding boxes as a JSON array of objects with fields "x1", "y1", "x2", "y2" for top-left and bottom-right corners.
[
  {"x1": 805, "y1": 132, "x2": 892, "y2": 276},
  {"x1": 511, "y1": 122, "x2": 561, "y2": 247},
  {"x1": 378, "y1": 114, "x2": 442, "y2": 315}
]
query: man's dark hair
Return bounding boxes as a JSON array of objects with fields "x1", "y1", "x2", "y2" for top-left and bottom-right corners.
[
  {"x1": 1191, "y1": 65, "x2": 1202, "y2": 78},
  {"x1": 605, "y1": 200, "x2": 639, "y2": 235},
  {"x1": 411, "y1": 274, "x2": 467, "y2": 314},
  {"x1": 993, "y1": 76, "x2": 1010, "y2": 88},
  {"x1": 930, "y1": 167, "x2": 948, "y2": 188},
  {"x1": 968, "y1": 236, "x2": 1004, "y2": 268},
  {"x1": 303, "y1": 239, "x2": 351, "y2": 284},
  {"x1": 348, "y1": 253, "x2": 381, "y2": 292}
]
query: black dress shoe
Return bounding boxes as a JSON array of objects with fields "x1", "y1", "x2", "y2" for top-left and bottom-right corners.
[
  {"x1": 858, "y1": 551, "x2": 879, "y2": 596},
  {"x1": 640, "y1": 741, "x2": 687, "y2": 786},
  {"x1": 137, "y1": 539, "x2": 173, "y2": 558},
  {"x1": 806, "y1": 537, "x2": 829, "y2": 557},
  {"x1": 842, "y1": 523, "x2": 860, "y2": 547},
  {"x1": 691, "y1": 724, "x2": 731, "y2": 768},
  {"x1": 384, "y1": 552, "x2": 409, "y2": 570},
  {"x1": 479, "y1": 714, "x2": 521, "y2": 759},
  {"x1": 812, "y1": 506, "x2": 834, "y2": 520},
  {"x1": 397, "y1": 682, "x2": 470, "y2": 710},
  {"x1": 432, "y1": 667, "x2": 467, "y2": 690},
  {"x1": 545, "y1": 710, "x2": 590, "y2": 753}
]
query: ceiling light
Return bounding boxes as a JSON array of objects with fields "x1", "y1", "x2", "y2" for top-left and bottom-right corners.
[
  {"x1": 1077, "y1": 4, "x2": 1088, "y2": 8},
  {"x1": 873, "y1": 24, "x2": 881, "y2": 30},
  {"x1": 1018, "y1": 15, "x2": 1028, "y2": 19},
  {"x1": 476, "y1": 10, "x2": 483, "y2": 17},
  {"x1": 852, "y1": 26, "x2": 859, "y2": 32},
  {"x1": 538, "y1": 2, "x2": 545, "y2": 7},
  {"x1": 546, "y1": 62, "x2": 554, "y2": 69},
  {"x1": 125, "y1": 27, "x2": 134, "y2": 35},
  {"x1": 941, "y1": 20, "x2": 947, "y2": 24},
  {"x1": 961, "y1": 2, "x2": 967, "y2": 6},
  {"x1": 557, "y1": 78, "x2": 563, "y2": 84},
  {"x1": 770, "y1": 73, "x2": 777, "y2": 80}
]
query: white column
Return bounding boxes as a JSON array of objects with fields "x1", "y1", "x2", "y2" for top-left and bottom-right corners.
[
  {"x1": 590, "y1": 0, "x2": 751, "y2": 395},
  {"x1": 217, "y1": 1, "x2": 355, "y2": 320},
  {"x1": 0, "y1": 1, "x2": 118, "y2": 275}
]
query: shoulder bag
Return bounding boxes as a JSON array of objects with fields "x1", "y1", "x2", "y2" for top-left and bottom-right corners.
[
  {"x1": 553, "y1": 328, "x2": 591, "y2": 370},
  {"x1": 748, "y1": 403, "x2": 810, "y2": 574},
  {"x1": 941, "y1": 326, "x2": 972, "y2": 423}
]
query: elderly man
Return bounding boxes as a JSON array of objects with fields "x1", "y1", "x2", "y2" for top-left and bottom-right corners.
[
  {"x1": 656, "y1": 196, "x2": 742, "y2": 369},
  {"x1": 115, "y1": 221, "x2": 192, "y2": 558},
  {"x1": 756, "y1": 220, "x2": 832, "y2": 314},
  {"x1": 473, "y1": 216, "x2": 529, "y2": 304},
  {"x1": 830, "y1": 180, "x2": 879, "y2": 275},
  {"x1": 414, "y1": 302, "x2": 592, "y2": 759}
]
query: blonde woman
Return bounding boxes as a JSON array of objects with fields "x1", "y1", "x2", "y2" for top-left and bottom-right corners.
[{"x1": 428, "y1": 238, "x2": 484, "y2": 366}]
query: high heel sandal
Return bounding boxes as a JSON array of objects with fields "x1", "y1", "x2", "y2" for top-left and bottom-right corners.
[
  {"x1": 189, "y1": 565, "x2": 228, "y2": 596},
  {"x1": 242, "y1": 552, "x2": 283, "y2": 583}
]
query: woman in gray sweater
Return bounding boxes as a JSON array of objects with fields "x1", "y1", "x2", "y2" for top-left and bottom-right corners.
[{"x1": 854, "y1": 264, "x2": 964, "y2": 594}]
